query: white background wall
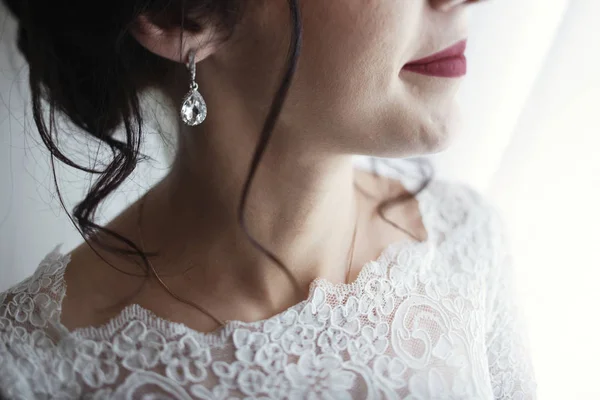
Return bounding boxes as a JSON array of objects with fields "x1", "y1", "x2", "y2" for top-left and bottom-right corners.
[
  {"x1": 1, "y1": 1, "x2": 599, "y2": 397},
  {"x1": 488, "y1": 1, "x2": 600, "y2": 396}
]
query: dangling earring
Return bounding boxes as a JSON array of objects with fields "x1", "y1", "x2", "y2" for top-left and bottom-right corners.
[{"x1": 180, "y1": 49, "x2": 207, "y2": 126}]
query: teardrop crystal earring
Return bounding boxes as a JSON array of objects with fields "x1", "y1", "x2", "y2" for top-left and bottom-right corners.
[{"x1": 180, "y1": 49, "x2": 207, "y2": 126}]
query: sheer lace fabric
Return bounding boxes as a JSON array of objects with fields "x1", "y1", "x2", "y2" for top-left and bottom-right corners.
[{"x1": 0, "y1": 178, "x2": 537, "y2": 399}]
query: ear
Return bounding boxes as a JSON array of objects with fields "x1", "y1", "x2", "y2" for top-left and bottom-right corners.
[{"x1": 130, "y1": 15, "x2": 221, "y2": 64}]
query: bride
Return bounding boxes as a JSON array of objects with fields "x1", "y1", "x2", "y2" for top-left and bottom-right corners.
[{"x1": 0, "y1": 0, "x2": 536, "y2": 398}]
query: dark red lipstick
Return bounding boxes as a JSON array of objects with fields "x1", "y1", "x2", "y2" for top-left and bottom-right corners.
[{"x1": 403, "y1": 40, "x2": 467, "y2": 78}]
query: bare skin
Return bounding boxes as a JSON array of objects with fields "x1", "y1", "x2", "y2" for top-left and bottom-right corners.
[
  {"x1": 61, "y1": 0, "x2": 473, "y2": 333},
  {"x1": 62, "y1": 169, "x2": 427, "y2": 333}
]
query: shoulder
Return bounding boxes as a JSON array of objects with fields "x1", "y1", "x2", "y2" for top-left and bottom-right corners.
[
  {"x1": 356, "y1": 158, "x2": 499, "y2": 225},
  {"x1": 0, "y1": 246, "x2": 71, "y2": 398},
  {"x1": 429, "y1": 177, "x2": 495, "y2": 213},
  {"x1": 1, "y1": 245, "x2": 70, "y2": 338},
  {"x1": 424, "y1": 177, "x2": 503, "y2": 237},
  {"x1": 423, "y1": 178, "x2": 511, "y2": 275},
  {"x1": 354, "y1": 158, "x2": 504, "y2": 240},
  {"x1": 1, "y1": 244, "x2": 69, "y2": 301},
  {"x1": 434, "y1": 180, "x2": 514, "y2": 282}
]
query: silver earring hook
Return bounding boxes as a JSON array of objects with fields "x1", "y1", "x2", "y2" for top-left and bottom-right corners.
[{"x1": 187, "y1": 49, "x2": 198, "y2": 91}]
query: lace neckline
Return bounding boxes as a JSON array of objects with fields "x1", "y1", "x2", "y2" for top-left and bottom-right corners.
[{"x1": 49, "y1": 179, "x2": 436, "y2": 345}]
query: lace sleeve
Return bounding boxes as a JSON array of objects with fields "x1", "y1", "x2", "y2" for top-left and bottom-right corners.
[{"x1": 485, "y1": 210, "x2": 537, "y2": 399}]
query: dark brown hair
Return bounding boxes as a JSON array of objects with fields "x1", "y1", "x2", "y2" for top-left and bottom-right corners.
[{"x1": 3, "y1": 0, "x2": 431, "y2": 298}]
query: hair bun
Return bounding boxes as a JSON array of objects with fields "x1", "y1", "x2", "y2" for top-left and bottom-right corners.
[
  {"x1": 3, "y1": 0, "x2": 30, "y2": 60},
  {"x1": 3, "y1": 0, "x2": 21, "y2": 17}
]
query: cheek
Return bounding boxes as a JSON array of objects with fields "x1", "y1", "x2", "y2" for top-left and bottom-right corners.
[
  {"x1": 269, "y1": 0, "x2": 459, "y2": 156},
  {"x1": 290, "y1": 1, "x2": 421, "y2": 114},
  {"x1": 303, "y1": 1, "x2": 420, "y2": 81}
]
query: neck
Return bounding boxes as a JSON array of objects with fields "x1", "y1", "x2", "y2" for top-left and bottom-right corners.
[{"x1": 140, "y1": 99, "x2": 362, "y2": 304}]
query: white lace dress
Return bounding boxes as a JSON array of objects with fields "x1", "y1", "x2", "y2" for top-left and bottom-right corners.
[{"x1": 0, "y1": 178, "x2": 537, "y2": 399}]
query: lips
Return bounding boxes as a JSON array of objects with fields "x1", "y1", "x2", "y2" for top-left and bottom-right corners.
[{"x1": 402, "y1": 40, "x2": 467, "y2": 78}]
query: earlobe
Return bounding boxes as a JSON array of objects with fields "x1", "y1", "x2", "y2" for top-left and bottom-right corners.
[{"x1": 130, "y1": 15, "x2": 219, "y2": 64}]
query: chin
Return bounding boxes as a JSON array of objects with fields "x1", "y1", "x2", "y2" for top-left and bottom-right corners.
[
  {"x1": 421, "y1": 121, "x2": 459, "y2": 154},
  {"x1": 420, "y1": 101, "x2": 463, "y2": 155},
  {"x1": 369, "y1": 77, "x2": 464, "y2": 158},
  {"x1": 387, "y1": 106, "x2": 462, "y2": 158}
]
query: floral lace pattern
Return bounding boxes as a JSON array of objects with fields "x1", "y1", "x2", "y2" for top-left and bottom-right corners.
[{"x1": 0, "y1": 178, "x2": 537, "y2": 399}]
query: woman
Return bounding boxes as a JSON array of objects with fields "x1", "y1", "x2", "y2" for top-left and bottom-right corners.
[{"x1": 0, "y1": 0, "x2": 537, "y2": 398}]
